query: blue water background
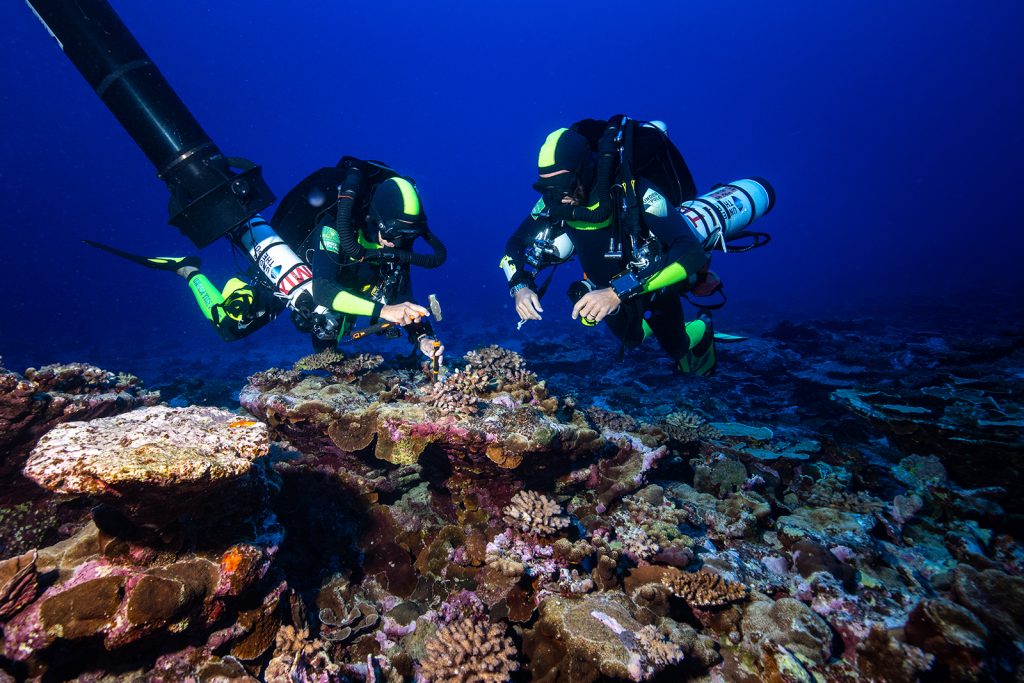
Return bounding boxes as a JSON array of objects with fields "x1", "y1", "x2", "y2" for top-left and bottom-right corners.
[{"x1": 1, "y1": 0, "x2": 1022, "y2": 375}]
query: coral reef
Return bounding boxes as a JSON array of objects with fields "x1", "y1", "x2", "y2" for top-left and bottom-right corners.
[
  {"x1": 1, "y1": 311, "x2": 1022, "y2": 682},
  {"x1": 417, "y1": 616, "x2": 518, "y2": 682},
  {"x1": 502, "y1": 491, "x2": 569, "y2": 536},
  {"x1": 0, "y1": 360, "x2": 158, "y2": 465}
]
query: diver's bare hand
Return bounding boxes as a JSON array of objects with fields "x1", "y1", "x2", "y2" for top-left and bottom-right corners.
[
  {"x1": 380, "y1": 302, "x2": 430, "y2": 325},
  {"x1": 418, "y1": 336, "x2": 445, "y2": 365},
  {"x1": 572, "y1": 287, "x2": 621, "y2": 324},
  {"x1": 514, "y1": 288, "x2": 544, "y2": 321}
]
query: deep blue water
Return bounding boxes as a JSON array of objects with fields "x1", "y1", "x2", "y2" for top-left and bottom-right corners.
[{"x1": 2, "y1": 0, "x2": 1023, "y2": 376}]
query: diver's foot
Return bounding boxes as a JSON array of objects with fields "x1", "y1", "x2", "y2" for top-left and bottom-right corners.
[{"x1": 83, "y1": 240, "x2": 201, "y2": 275}]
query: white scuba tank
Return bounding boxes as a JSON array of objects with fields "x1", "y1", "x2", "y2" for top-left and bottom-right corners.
[
  {"x1": 235, "y1": 215, "x2": 315, "y2": 308},
  {"x1": 679, "y1": 178, "x2": 775, "y2": 251}
]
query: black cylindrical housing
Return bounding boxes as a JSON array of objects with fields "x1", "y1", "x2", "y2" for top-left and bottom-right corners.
[{"x1": 26, "y1": 0, "x2": 274, "y2": 247}]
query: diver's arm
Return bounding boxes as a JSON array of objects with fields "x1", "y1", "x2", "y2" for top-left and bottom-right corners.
[
  {"x1": 618, "y1": 181, "x2": 707, "y2": 297},
  {"x1": 500, "y1": 214, "x2": 544, "y2": 290},
  {"x1": 394, "y1": 275, "x2": 435, "y2": 341},
  {"x1": 310, "y1": 224, "x2": 385, "y2": 319}
]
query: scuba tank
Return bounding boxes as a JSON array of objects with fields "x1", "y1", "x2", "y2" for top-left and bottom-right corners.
[
  {"x1": 234, "y1": 217, "x2": 314, "y2": 304},
  {"x1": 680, "y1": 178, "x2": 775, "y2": 252}
]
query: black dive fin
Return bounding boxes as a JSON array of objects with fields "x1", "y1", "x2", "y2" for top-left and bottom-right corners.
[
  {"x1": 83, "y1": 240, "x2": 200, "y2": 272},
  {"x1": 713, "y1": 331, "x2": 748, "y2": 343}
]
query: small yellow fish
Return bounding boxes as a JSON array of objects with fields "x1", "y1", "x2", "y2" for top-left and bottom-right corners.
[{"x1": 228, "y1": 419, "x2": 258, "y2": 429}]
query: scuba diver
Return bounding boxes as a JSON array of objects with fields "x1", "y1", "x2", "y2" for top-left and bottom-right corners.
[
  {"x1": 27, "y1": 0, "x2": 447, "y2": 364},
  {"x1": 87, "y1": 156, "x2": 447, "y2": 364},
  {"x1": 500, "y1": 116, "x2": 774, "y2": 376},
  {"x1": 286, "y1": 157, "x2": 448, "y2": 361}
]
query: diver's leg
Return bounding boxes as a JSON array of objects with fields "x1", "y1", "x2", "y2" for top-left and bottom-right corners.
[
  {"x1": 646, "y1": 291, "x2": 716, "y2": 376},
  {"x1": 645, "y1": 290, "x2": 690, "y2": 360},
  {"x1": 187, "y1": 274, "x2": 276, "y2": 341}
]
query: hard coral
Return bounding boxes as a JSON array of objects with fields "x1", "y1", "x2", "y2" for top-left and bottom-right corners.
[
  {"x1": 587, "y1": 406, "x2": 640, "y2": 433},
  {"x1": 607, "y1": 491, "x2": 693, "y2": 566},
  {"x1": 246, "y1": 367, "x2": 301, "y2": 390},
  {"x1": 317, "y1": 577, "x2": 381, "y2": 643},
  {"x1": 293, "y1": 349, "x2": 348, "y2": 372},
  {"x1": 445, "y1": 367, "x2": 492, "y2": 395},
  {"x1": 661, "y1": 410, "x2": 719, "y2": 443},
  {"x1": 635, "y1": 624, "x2": 685, "y2": 672},
  {"x1": 464, "y1": 345, "x2": 526, "y2": 376},
  {"x1": 294, "y1": 350, "x2": 383, "y2": 381},
  {"x1": 23, "y1": 363, "x2": 139, "y2": 394},
  {"x1": 498, "y1": 368, "x2": 539, "y2": 394},
  {"x1": 665, "y1": 569, "x2": 747, "y2": 608},
  {"x1": 422, "y1": 381, "x2": 479, "y2": 416},
  {"x1": 417, "y1": 616, "x2": 518, "y2": 683},
  {"x1": 503, "y1": 491, "x2": 569, "y2": 536},
  {"x1": 265, "y1": 624, "x2": 341, "y2": 683}
]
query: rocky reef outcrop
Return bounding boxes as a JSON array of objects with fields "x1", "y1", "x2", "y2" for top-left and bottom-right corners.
[{"x1": 0, "y1": 360, "x2": 158, "y2": 467}]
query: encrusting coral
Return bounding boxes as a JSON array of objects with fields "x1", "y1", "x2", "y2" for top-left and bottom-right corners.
[
  {"x1": 502, "y1": 491, "x2": 569, "y2": 536},
  {"x1": 664, "y1": 569, "x2": 747, "y2": 608},
  {"x1": 416, "y1": 616, "x2": 518, "y2": 682}
]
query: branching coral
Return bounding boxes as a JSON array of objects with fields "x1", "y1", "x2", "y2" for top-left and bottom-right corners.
[
  {"x1": 661, "y1": 410, "x2": 720, "y2": 443},
  {"x1": 464, "y1": 345, "x2": 526, "y2": 376},
  {"x1": 337, "y1": 353, "x2": 384, "y2": 377},
  {"x1": 664, "y1": 569, "x2": 747, "y2": 607},
  {"x1": 503, "y1": 491, "x2": 569, "y2": 536},
  {"x1": 497, "y1": 369, "x2": 539, "y2": 394},
  {"x1": 417, "y1": 617, "x2": 519, "y2": 683},
  {"x1": 294, "y1": 350, "x2": 383, "y2": 381},
  {"x1": 607, "y1": 492, "x2": 693, "y2": 565},
  {"x1": 635, "y1": 625, "x2": 685, "y2": 672},
  {"x1": 247, "y1": 367, "x2": 302, "y2": 389},
  {"x1": 264, "y1": 625, "x2": 340, "y2": 683},
  {"x1": 422, "y1": 382, "x2": 479, "y2": 416},
  {"x1": 550, "y1": 568, "x2": 594, "y2": 596},
  {"x1": 22, "y1": 363, "x2": 140, "y2": 394},
  {"x1": 485, "y1": 530, "x2": 556, "y2": 578},
  {"x1": 444, "y1": 367, "x2": 493, "y2": 395}
]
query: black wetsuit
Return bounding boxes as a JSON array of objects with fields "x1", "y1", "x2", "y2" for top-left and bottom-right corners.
[
  {"x1": 308, "y1": 218, "x2": 432, "y2": 351},
  {"x1": 502, "y1": 177, "x2": 708, "y2": 362}
]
